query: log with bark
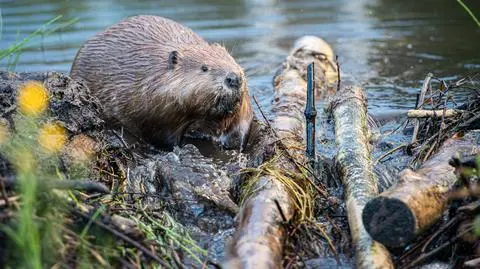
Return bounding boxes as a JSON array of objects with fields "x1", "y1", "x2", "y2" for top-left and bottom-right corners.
[
  {"x1": 332, "y1": 86, "x2": 394, "y2": 269},
  {"x1": 362, "y1": 135, "x2": 479, "y2": 248},
  {"x1": 223, "y1": 35, "x2": 336, "y2": 268}
]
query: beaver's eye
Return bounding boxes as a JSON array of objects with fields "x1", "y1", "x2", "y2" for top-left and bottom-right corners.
[{"x1": 201, "y1": 65, "x2": 209, "y2": 72}]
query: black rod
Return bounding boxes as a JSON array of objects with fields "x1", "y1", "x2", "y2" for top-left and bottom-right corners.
[{"x1": 304, "y1": 62, "x2": 316, "y2": 165}]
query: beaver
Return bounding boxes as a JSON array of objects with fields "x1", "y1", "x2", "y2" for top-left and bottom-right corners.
[{"x1": 71, "y1": 15, "x2": 253, "y2": 150}]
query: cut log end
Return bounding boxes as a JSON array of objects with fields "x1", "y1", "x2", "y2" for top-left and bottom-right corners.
[{"x1": 362, "y1": 197, "x2": 416, "y2": 248}]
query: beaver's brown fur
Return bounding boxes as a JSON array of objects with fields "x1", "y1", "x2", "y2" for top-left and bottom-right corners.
[{"x1": 71, "y1": 15, "x2": 253, "y2": 149}]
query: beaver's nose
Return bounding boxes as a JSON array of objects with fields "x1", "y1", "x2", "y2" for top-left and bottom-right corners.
[{"x1": 225, "y1": 72, "x2": 240, "y2": 90}]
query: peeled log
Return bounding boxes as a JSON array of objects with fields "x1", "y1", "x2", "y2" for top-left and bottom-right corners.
[
  {"x1": 224, "y1": 36, "x2": 336, "y2": 268},
  {"x1": 332, "y1": 86, "x2": 393, "y2": 269},
  {"x1": 363, "y1": 137, "x2": 479, "y2": 248},
  {"x1": 407, "y1": 109, "x2": 464, "y2": 118}
]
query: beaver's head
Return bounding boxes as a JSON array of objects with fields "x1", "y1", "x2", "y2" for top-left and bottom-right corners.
[{"x1": 166, "y1": 43, "x2": 253, "y2": 150}]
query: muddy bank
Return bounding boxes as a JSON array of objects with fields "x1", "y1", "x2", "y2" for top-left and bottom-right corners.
[{"x1": 0, "y1": 71, "x2": 247, "y2": 265}]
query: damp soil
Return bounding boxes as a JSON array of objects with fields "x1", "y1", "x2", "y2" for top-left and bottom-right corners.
[{"x1": 0, "y1": 71, "x2": 249, "y2": 263}]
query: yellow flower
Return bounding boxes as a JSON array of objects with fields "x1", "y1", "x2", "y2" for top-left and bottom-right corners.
[
  {"x1": 38, "y1": 122, "x2": 67, "y2": 153},
  {"x1": 17, "y1": 81, "x2": 48, "y2": 116}
]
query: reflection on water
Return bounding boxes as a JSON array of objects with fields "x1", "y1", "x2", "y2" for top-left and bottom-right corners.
[{"x1": 1, "y1": 0, "x2": 479, "y2": 116}]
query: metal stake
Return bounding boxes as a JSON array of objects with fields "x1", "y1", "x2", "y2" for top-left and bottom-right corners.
[{"x1": 304, "y1": 62, "x2": 316, "y2": 166}]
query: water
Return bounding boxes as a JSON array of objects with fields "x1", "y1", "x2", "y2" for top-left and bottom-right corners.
[{"x1": 1, "y1": 0, "x2": 479, "y2": 116}]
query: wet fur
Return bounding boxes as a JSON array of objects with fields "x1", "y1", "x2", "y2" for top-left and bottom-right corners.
[{"x1": 71, "y1": 15, "x2": 252, "y2": 148}]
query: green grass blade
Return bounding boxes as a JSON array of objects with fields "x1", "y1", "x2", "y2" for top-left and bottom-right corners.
[
  {"x1": 457, "y1": 0, "x2": 480, "y2": 28},
  {"x1": 0, "y1": 15, "x2": 62, "y2": 60},
  {"x1": 80, "y1": 206, "x2": 105, "y2": 239}
]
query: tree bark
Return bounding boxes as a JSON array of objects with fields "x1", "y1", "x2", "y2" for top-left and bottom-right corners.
[{"x1": 332, "y1": 86, "x2": 394, "y2": 269}]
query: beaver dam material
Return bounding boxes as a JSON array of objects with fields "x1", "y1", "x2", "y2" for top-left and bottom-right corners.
[{"x1": 1, "y1": 37, "x2": 479, "y2": 268}]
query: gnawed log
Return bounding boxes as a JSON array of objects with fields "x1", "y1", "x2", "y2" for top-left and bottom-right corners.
[
  {"x1": 362, "y1": 135, "x2": 479, "y2": 248},
  {"x1": 224, "y1": 36, "x2": 336, "y2": 268},
  {"x1": 332, "y1": 86, "x2": 393, "y2": 269},
  {"x1": 407, "y1": 109, "x2": 464, "y2": 118}
]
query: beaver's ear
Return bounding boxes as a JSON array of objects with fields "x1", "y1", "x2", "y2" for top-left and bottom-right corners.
[
  {"x1": 212, "y1": 42, "x2": 222, "y2": 47},
  {"x1": 168, "y1": 51, "x2": 179, "y2": 70}
]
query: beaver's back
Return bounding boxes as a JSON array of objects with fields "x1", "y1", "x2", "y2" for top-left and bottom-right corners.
[
  {"x1": 71, "y1": 15, "x2": 206, "y2": 89},
  {"x1": 70, "y1": 15, "x2": 210, "y2": 128}
]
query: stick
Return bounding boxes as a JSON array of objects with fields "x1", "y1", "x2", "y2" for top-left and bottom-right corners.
[
  {"x1": 411, "y1": 73, "x2": 433, "y2": 143},
  {"x1": 0, "y1": 176, "x2": 10, "y2": 207},
  {"x1": 2, "y1": 176, "x2": 110, "y2": 194},
  {"x1": 407, "y1": 109, "x2": 464, "y2": 118}
]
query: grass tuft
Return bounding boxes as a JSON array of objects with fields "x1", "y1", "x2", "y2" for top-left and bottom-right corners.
[{"x1": 240, "y1": 151, "x2": 315, "y2": 221}]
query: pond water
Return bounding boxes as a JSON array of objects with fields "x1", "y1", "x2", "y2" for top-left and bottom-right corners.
[{"x1": 1, "y1": 0, "x2": 479, "y2": 117}]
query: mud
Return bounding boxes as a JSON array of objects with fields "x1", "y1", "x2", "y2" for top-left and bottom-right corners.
[{"x1": 0, "y1": 71, "x2": 243, "y2": 262}]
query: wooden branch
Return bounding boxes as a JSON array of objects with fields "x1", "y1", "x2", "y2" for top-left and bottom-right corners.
[
  {"x1": 332, "y1": 86, "x2": 393, "y2": 269},
  {"x1": 412, "y1": 73, "x2": 433, "y2": 143},
  {"x1": 407, "y1": 109, "x2": 464, "y2": 118},
  {"x1": 1, "y1": 176, "x2": 110, "y2": 194},
  {"x1": 224, "y1": 35, "x2": 335, "y2": 268},
  {"x1": 362, "y1": 137, "x2": 478, "y2": 248}
]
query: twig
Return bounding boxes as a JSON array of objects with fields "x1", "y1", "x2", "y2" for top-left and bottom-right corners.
[
  {"x1": 2, "y1": 176, "x2": 110, "y2": 194},
  {"x1": 252, "y1": 95, "x2": 278, "y2": 137},
  {"x1": 111, "y1": 129, "x2": 136, "y2": 161},
  {"x1": 74, "y1": 209, "x2": 170, "y2": 267},
  {"x1": 407, "y1": 109, "x2": 464, "y2": 118},
  {"x1": 0, "y1": 176, "x2": 10, "y2": 207},
  {"x1": 0, "y1": 195, "x2": 19, "y2": 207},
  {"x1": 274, "y1": 199, "x2": 288, "y2": 223},
  {"x1": 373, "y1": 144, "x2": 407, "y2": 165},
  {"x1": 411, "y1": 73, "x2": 433, "y2": 144},
  {"x1": 465, "y1": 257, "x2": 480, "y2": 268},
  {"x1": 403, "y1": 226, "x2": 473, "y2": 268},
  {"x1": 433, "y1": 97, "x2": 450, "y2": 161},
  {"x1": 421, "y1": 215, "x2": 460, "y2": 253},
  {"x1": 336, "y1": 55, "x2": 341, "y2": 92}
]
